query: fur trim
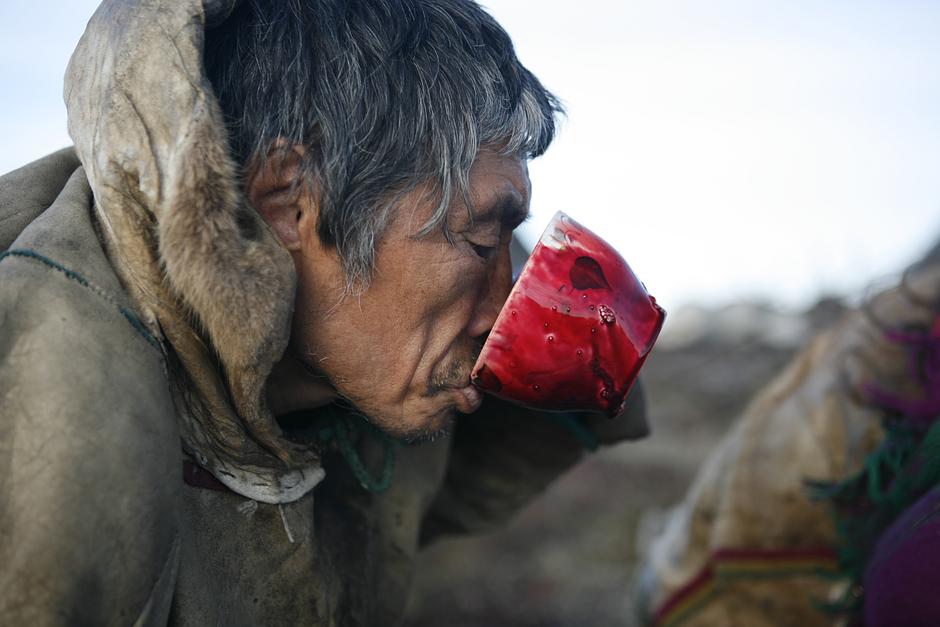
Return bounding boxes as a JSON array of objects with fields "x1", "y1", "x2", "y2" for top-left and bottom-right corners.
[{"x1": 64, "y1": 0, "x2": 323, "y2": 502}]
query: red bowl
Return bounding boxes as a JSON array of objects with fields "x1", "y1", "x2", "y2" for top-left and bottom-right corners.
[{"x1": 471, "y1": 211, "x2": 665, "y2": 416}]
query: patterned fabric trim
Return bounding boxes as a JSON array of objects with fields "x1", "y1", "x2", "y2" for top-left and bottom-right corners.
[{"x1": 652, "y1": 547, "x2": 840, "y2": 627}]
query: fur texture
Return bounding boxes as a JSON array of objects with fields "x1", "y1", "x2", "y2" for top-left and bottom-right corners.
[{"x1": 64, "y1": 0, "x2": 322, "y2": 502}]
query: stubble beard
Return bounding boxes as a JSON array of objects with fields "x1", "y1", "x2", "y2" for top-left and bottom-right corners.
[
  {"x1": 427, "y1": 341, "x2": 482, "y2": 392},
  {"x1": 301, "y1": 343, "x2": 481, "y2": 445}
]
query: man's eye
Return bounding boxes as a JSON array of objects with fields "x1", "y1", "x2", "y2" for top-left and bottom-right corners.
[{"x1": 471, "y1": 243, "x2": 498, "y2": 260}]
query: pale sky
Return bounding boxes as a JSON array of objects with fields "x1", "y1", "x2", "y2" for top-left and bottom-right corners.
[{"x1": 2, "y1": 0, "x2": 938, "y2": 310}]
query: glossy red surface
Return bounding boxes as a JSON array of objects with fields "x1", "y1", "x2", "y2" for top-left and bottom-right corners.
[{"x1": 471, "y1": 212, "x2": 666, "y2": 416}]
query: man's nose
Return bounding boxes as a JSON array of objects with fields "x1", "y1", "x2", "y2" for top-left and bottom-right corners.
[{"x1": 466, "y1": 240, "x2": 514, "y2": 339}]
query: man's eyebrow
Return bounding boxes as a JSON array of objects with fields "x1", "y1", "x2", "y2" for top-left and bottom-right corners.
[{"x1": 472, "y1": 192, "x2": 529, "y2": 228}]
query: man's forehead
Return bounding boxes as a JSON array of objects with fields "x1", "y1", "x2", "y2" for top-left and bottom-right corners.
[
  {"x1": 465, "y1": 151, "x2": 531, "y2": 224},
  {"x1": 469, "y1": 187, "x2": 529, "y2": 227}
]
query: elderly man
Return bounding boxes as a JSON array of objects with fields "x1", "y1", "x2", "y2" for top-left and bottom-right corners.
[{"x1": 0, "y1": 0, "x2": 647, "y2": 624}]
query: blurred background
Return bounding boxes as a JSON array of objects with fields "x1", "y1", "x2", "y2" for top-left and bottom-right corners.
[{"x1": 3, "y1": 1, "x2": 938, "y2": 625}]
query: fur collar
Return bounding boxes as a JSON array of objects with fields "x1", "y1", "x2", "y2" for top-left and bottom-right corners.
[{"x1": 64, "y1": 0, "x2": 324, "y2": 502}]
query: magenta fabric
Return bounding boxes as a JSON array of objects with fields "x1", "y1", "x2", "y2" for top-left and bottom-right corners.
[{"x1": 864, "y1": 485, "x2": 940, "y2": 626}]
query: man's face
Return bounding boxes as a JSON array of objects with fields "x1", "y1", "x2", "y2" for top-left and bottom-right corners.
[{"x1": 290, "y1": 149, "x2": 530, "y2": 440}]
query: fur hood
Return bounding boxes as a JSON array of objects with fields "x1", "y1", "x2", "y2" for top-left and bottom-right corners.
[{"x1": 64, "y1": 0, "x2": 324, "y2": 502}]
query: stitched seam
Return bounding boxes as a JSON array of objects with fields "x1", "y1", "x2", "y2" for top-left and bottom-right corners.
[{"x1": 0, "y1": 247, "x2": 160, "y2": 349}]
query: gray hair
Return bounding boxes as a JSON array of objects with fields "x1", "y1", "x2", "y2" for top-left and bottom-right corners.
[{"x1": 204, "y1": 0, "x2": 563, "y2": 287}]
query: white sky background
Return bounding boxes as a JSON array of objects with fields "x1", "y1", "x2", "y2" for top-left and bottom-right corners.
[{"x1": 2, "y1": 1, "x2": 939, "y2": 310}]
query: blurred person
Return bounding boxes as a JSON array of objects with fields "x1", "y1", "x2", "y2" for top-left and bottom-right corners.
[
  {"x1": 0, "y1": 0, "x2": 649, "y2": 624},
  {"x1": 635, "y1": 247, "x2": 940, "y2": 626}
]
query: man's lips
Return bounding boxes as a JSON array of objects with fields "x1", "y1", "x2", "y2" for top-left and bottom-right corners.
[{"x1": 453, "y1": 384, "x2": 483, "y2": 414}]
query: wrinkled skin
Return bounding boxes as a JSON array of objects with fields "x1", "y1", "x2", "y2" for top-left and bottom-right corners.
[{"x1": 255, "y1": 147, "x2": 530, "y2": 440}]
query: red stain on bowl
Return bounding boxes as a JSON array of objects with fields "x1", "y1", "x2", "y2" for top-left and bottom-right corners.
[{"x1": 471, "y1": 211, "x2": 665, "y2": 417}]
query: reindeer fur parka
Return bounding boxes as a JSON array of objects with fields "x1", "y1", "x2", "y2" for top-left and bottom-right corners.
[{"x1": 0, "y1": 1, "x2": 647, "y2": 625}]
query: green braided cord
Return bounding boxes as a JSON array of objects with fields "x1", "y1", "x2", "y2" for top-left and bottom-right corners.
[
  {"x1": 545, "y1": 412, "x2": 599, "y2": 451},
  {"x1": 0, "y1": 248, "x2": 160, "y2": 348},
  {"x1": 808, "y1": 416, "x2": 940, "y2": 616},
  {"x1": 328, "y1": 413, "x2": 397, "y2": 493}
]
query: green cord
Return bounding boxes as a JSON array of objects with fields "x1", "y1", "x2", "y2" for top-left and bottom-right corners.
[
  {"x1": 321, "y1": 411, "x2": 398, "y2": 493},
  {"x1": 0, "y1": 248, "x2": 160, "y2": 348},
  {"x1": 809, "y1": 416, "x2": 940, "y2": 617},
  {"x1": 317, "y1": 406, "x2": 599, "y2": 494}
]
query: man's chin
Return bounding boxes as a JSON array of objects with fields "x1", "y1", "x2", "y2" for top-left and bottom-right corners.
[
  {"x1": 369, "y1": 406, "x2": 457, "y2": 444},
  {"x1": 400, "y1": 419, "x2": 455, "y2": 444}
]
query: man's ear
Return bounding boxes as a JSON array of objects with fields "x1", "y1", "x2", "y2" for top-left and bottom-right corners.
[{"x1": 247, "y1": 144, "x2": 309, "y2": 251}]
